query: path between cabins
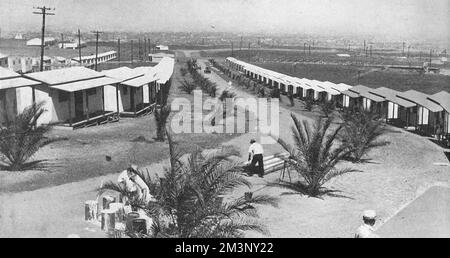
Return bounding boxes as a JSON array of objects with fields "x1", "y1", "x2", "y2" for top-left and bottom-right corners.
[{"x1": 0, "y1": 56, "x2": 448, "y2": 238}]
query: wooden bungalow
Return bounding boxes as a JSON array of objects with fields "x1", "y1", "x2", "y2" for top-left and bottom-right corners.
[
  {"x1": 427, "y1": 91, "x2": 450, "y2": 138},
  {"x1": 369, "y1": 87, "x2": 416, "y2": 127},
  {"x1": 24, "y1": 67, "x2": 120, "y2": 128},
  {"x1": 0, "y1": 67, "x2": 41, "y2": 125},
  {"x1": 397, "y1": 90, "x2": 444, "y2": 135}
]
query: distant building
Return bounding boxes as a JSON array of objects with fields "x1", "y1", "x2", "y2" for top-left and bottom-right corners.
[
  {"x1": 14, "y1": 33, "x2": 24, "y2": 40},
  {"x1": 26, "y1": 37, "x2": 57, "y2": 47},
  {"x1": 0, "y1": 53, "x2": 8, "y2": 68},
  {"x1": 71, "y1": 51, "x2": 117, "y2": 68},
  {"x1": 58, "y1": 41, "x2": 86, "y2": 50},
  {"x1": 155, "y1": 45, "x2": 169, "y2": 51},
  {"x1": 7, "y1": 56, "x2": 34, "y2": 73},
  {"x1": 148, "y1": 52, "x2": 175, "y2": 63}
]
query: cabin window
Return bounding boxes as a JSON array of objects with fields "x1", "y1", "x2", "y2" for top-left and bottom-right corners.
[
  {"x1": 59, "y1": 91, "x2": 69, "y2": 102},
  {"x1": 123, "y1": 86, "x2": 128, "y2": 95},
  {"x1": 86, "y1": 88, "x2": 97, "y2": 96}
]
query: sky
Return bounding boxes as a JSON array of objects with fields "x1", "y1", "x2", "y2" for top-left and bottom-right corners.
[{"x1": 0, "y1": 0, "x2": 448, "y2": 40}]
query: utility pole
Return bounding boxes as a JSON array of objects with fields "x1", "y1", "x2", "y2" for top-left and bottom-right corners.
[
  {"x1": 429, "y1": 49, "x2": 432, "y2": 66},
  {"x1": 60, "y1": 33, "x2": 64, "y2": 49},
  {"x1": 33, "y1": 6, "x2": 55, "y2": 72},
  {"x1": 91, "y1": 30, "x2": 103, "y2": 71},
  {"x1": 138, "y1": 38, "x2": 142, "y2": 61},
  {"x1": 240, "y1": 36, "x2": 243, "y2": 52},
  {"x1": 231, "y1": 41, "x2": 234, "y2": 57},
  {"x1": 144, "y1": 38, "x2": 147, "y2": 59},
  {"x1": 78, "y1": 29, "x2": 82, "y2": 66},
  {"x1": 131, "y1": 40, "x2": 134, "y2": 64},
  {"x1": 149, "y1": 38, "x2": 152, "y2": 54},
  {"x1": 363, "y1": 40, "x2": 366, "y2": 57},
  {"x1": 117, "y1": 38, "x2": 121, "y2": 62}
]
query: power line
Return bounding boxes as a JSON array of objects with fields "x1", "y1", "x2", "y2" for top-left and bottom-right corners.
[
  {"x1": 91, "y1": 30, "x2": 103, "y2": 71},
  {"x1": 33, "y1": 6, "x2": 55, "y2": 72}
]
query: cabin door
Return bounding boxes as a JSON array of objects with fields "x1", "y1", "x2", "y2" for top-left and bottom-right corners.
[{"x1": 74, "y1": 91, "x2": 84, "y2": 118}]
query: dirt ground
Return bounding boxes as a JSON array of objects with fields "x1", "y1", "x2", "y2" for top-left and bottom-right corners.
[
  {"x1": 0, "y1": 51, "x2": 449, "y2": 238},
  {"x1": 0, "y1": 60, "x2": 241, "y2": 193},
  {"x1": 201, "y1": 56, "x2": 450, "y2": 238},
  {"x1": 377, "y1": 186, "x2": 450, "y2": 238}
]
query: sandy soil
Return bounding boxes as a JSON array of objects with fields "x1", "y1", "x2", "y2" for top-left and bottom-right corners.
[
  {"x1": 0, "y1": 61, "x2": 241, "y2": 192},
  {"x1": 201, "y1": 57, "x2": 450, "y2": 238},
  {"x1": 0, "y1": 52, "x2": 448, "y2": 238}
]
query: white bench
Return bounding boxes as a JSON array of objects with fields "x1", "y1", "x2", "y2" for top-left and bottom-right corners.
[{"x1": 263, "y1": 152, "x2": 293, "y2": 182}]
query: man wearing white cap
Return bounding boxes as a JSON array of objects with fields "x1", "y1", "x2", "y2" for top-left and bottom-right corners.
[{"x1": 354, "y1": 210, "x2": 380, "y2": 238}]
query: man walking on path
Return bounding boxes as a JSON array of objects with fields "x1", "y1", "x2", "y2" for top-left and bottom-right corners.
[{"x1": 247, "y1": 139, "x2": 265, "y2": 178}]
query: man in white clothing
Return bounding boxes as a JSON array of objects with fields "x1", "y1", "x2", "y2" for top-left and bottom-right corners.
[
  {"x1": 118, "y1": 164, "x2": 155, "y2": 204},
  {"x1": 247, "y1": 139, "x2": 264, "y2": 178}
]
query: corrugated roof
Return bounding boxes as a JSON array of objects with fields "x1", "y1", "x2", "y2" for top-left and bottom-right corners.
[
  {"x1": 0, "y1": 67, "x2": 40, "y2": 90},
  {"x1": 102, "y1": 67, "x2": 144, "y2": 82},
  {"x1": 428, "y1": 91, "x2": 450, "y2": 113},
  {"x1": 349, "y1": 85, "x2": 385, "y2": 102},
  {"x1": 342, "y1": 90, "x2": 360, "y2": 98},
  {"x1": 332, "y1": 83, "x2": 353, "y2": 92},
  {"x1": 318, "y1": 81, "x2": 341, "y2": 95},
  {"x1": 227, "y1": 58, "x2": 449, "y2": 112},
  {"x1": 0, "y1": 77, "x2": 41, "y2": 90},
  {"x1": 122, "y1": 74, "x2": 157, "y2": 87},
  {"x1": 26, "y1": 67, "x2": 103, "y2": 85},
  {"x1": 0, "y1": 67, "x2": 20, "y2": 79},
  {"x1": 294, "y1": 78, "x2": 314, "y2": 90},
  {"x1": 370, "y1": 87, "x2": 416, "y2": 108},
  {"x1": 50, "y1": 77, "x2": 120, "y2": 92},
  {"x1": 309, "y1": 80, "x2": 327, "y2": 92},
  {"x1": 397, "y1": 90, "x2": 443, "y2": 112},
  {"x1": 153, "y1": 57, "x2": 175, "y2": 84}
]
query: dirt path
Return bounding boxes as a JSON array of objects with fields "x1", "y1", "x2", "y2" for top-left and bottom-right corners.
[
  {"x1": 199, "y1": 57, "x2": 450, "y2": 238},
  {"x1": 1, "y1": 53, "x2": 448, "y2": 238}
]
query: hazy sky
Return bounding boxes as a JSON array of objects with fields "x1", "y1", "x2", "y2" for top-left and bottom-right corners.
[{"x1": 1, "y1": 0, "x2": 448, "y2": 40}]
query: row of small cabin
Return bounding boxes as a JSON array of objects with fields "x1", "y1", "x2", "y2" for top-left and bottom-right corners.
[
  {"x1": 0, "y1": 57, "x2": 174, "y2": 128},
  {"x1": 226, "y1": 57, "x2": 450, "y2": 137}
]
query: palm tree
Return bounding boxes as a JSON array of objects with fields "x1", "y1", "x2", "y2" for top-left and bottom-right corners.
[
  {"x1": 208, "y1": 83, "x2": 218, "y2": 97},
  {"x1": 178, "y1": 79, "x2": 196, "y2": 94},
  {"x1": 219, "y1": 90, "x2": 236, "y2": 103},
  {"x1": 99, "y1": 133, "x2": 278, "y2": 238},
  {"x1": 339, "y1": 108, "x2": 387, "y2": 163},
  {"x1": 288, "y1": 94, "x2": 295, "y2": 107},
  {"x1": 275, "y1": 114, "x2": 355, "y2": 197},
  {"x1": 0, "y1": 102, "x2": 51, "y2": 171},
  {"x1": 319, "y1": 100, "x2": 336, "y2": 117},
  {"x1": 270, "y1": 88, "x2": 281, "y2": 102},
  {"x1": 304, "y1": 98, "x2": 315, "y2": 112},
  {"x1": 154, "y1": 105, "x2": 171, "y2": 142}
]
